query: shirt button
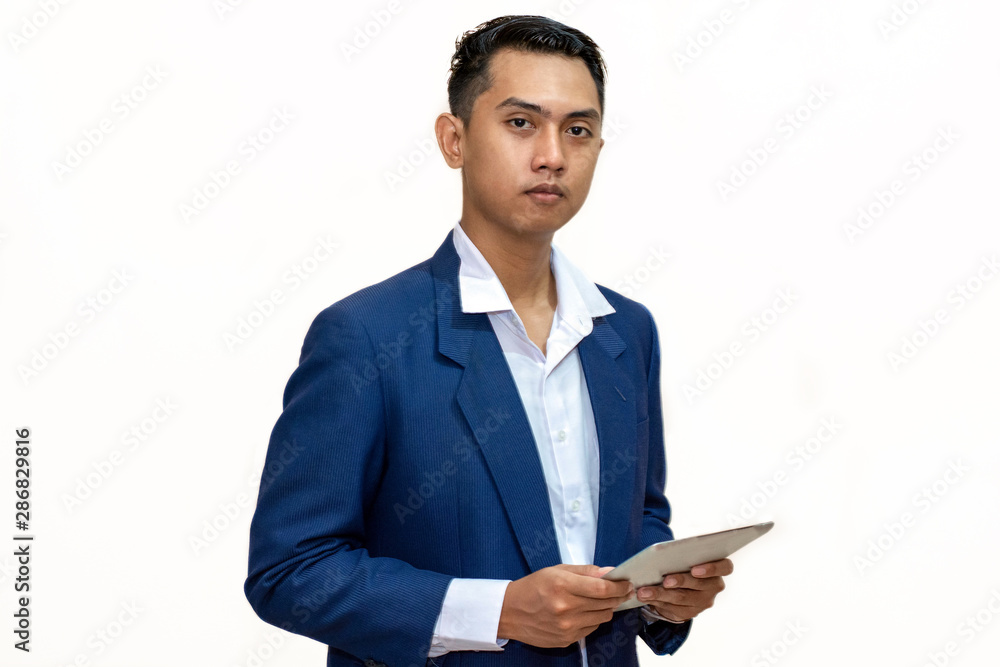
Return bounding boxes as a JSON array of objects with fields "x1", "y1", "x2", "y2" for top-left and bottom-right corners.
[
  {"x1": 558, "y1": 429, "x2": 567, "y2": 441},
  {"x1": 571, "y1": 499, "x2": 581, "y2": 512}
]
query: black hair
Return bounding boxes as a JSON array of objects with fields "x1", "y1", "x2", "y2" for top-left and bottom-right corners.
[{"x1": 447, "y1": 15, "x2": 607, "y2": 128}]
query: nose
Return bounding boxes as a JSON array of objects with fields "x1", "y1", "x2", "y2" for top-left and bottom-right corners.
[{"x1": 531, "y1": 124, "x2": 566, "y2": 173}]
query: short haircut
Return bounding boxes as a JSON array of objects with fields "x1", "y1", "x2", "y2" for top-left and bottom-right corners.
[{"x1": 447, "y1": 15, "x2": 607, "y2": 128}]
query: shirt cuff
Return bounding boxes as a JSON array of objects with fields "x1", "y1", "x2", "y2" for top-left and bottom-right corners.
[
  {"x1": 640, "y1": 605, "x2": 686, "y2": 625},
  {"x1": 428, "y1": 578, "x2": 512, "y2": 657}
]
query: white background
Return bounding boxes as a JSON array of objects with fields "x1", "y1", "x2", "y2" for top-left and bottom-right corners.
[{"x1": 2, "y1": 1, "x2": 999, "y2": 665}]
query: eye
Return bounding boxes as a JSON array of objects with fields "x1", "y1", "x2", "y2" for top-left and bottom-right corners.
[
  {"x1": 508, "y1": 118, "x2": 533, "y2": 129},
  {"x1": 568, "y1": 126, "x2": 592, "y2": 137}
]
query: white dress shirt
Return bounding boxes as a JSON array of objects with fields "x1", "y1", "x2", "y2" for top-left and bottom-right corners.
[{"x1": 428, "y1": 220, "x2": 675, "y2": 661}]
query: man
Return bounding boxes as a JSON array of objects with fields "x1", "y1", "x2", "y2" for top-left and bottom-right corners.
[{"x1": 244, "y1": 15, "x2": 732, "y2": 666}]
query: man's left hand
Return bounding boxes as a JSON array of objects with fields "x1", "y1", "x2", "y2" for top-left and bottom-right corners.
[{"x1": 636, "y1": 558, "x2": 734, "y2": 623}]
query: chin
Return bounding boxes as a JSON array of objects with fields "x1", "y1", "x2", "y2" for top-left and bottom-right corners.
[{"x1": 512, "y1": 212, "x2": 574, "y2": 236}]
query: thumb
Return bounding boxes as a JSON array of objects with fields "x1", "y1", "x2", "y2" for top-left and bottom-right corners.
[{"x1": 555, "y1": 563, "x2": 614, "y2": 577}]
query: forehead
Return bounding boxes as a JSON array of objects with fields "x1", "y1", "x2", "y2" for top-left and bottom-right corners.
[{"x1": 476, "y1": 48, "x2": 600, "y2": 114}]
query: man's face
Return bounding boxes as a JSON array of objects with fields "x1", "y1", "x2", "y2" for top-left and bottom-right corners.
[{"x1": 457, "y1": 48, "x2": 604, "y2": 239}]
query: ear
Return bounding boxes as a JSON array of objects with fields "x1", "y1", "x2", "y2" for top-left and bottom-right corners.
[{"x1": 435, "y1": 112, "x2": 465, "y2": 169}]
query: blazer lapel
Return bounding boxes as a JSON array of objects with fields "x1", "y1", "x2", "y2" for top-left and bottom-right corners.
[
  {"x1": 432, "y1": 231, "x2": 563, "y2": 573},
  {"x1": 577, "y1": 321, "x2": 638, "y2": 569}
]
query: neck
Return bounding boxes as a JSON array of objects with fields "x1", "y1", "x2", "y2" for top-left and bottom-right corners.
[{"x1": 459, "y1": 217, "x2": 556, "y2": 310}]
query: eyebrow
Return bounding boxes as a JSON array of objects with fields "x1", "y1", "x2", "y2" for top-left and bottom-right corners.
[{"x1": 494, "y1": 96, "x2": 601, "y2": 123}]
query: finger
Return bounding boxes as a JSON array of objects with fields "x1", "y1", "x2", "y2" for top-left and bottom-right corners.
[
  {"x1": 659, "y1": 572, "x2": 697, "y2": 590},
  {"x1": 690, "y1": 558, "x2": 734, "y2": 578},
  {"x1": 638, "y1": 585, "x2": 702, "y2": 606},
  {"x1": 570, "y1": 571, "x2": 634, "y2": 600},
  {"x1": 578, "y1": 605, "x2": 622, "y2": 626},
  {"x1": 563, "y1": 563, "x2": 630, "y2": 585},
  {"x1": 586, "y1": 577, "x2": 635, "y2": 600},
  {"x1": 570, "y1": 586, "x2": 636, "y2": 616},
  {"x1": 641, "y1": 586, "x2": 717, "y2": 609},
  {"x1": 658, "y1": 572, "x2": 725, "y2": 592},
  {"x1": 558, "y1": 563, "x2": 609, "y2": 577}
]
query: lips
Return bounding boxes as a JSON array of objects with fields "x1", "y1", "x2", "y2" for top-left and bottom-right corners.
[{"x1": 526, "y1": 183, "x2": 564, "y2": 197}]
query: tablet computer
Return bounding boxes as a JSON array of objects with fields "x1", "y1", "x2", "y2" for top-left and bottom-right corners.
[{"x1": 602, "y1": 521, "x2": 774, "y2": 611}]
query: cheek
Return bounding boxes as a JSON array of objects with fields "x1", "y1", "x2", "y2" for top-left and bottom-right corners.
[
  {"x1": 482, "y1": 155, "x2": 512, "y2": 186},
  {"x1": 570, "y1": 154, "x2": 600, "y2": 192},
  {"x1": 471, "y1": 141, "x2": 521, "y2": 191}
]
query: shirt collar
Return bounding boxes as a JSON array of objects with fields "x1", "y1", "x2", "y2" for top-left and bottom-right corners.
[{"x1": 451, "y1": 220, "x2": 615, "y2": 336}]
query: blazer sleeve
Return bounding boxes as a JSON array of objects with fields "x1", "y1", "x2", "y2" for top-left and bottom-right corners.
[
  {"x1": 244, "y1": 304, "x2": 453, "y2": 666},
  {"x1": 635, "y1": 306, "x2": 694, "y2": 655}
]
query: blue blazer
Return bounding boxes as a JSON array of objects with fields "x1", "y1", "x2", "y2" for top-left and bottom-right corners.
[{"x1": 245, "y1": 229, "x2": 691, "y2": 667}]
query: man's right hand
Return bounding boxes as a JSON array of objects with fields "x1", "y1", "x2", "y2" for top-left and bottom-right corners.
[{"x1": 496, "y1": 564, "x2": 634, "y2": 648}]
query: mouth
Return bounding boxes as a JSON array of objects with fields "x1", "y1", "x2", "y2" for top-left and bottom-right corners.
[{"x1": 525, "y1": 184, "x2": 565, "y2": 203}]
